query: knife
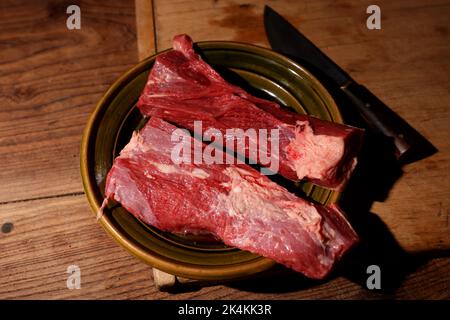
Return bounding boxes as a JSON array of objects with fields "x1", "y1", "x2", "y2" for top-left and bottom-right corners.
[{"x1": 264, "y1": 5, "x2": 434, "y2": 162}]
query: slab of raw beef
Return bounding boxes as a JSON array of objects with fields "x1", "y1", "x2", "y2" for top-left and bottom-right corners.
[
  {"x1": 102, "y1": 117, "x2": 358, "y2": 279},
  {"x1": 137, "y1": 34, "x2": 364, "y2": 190}
]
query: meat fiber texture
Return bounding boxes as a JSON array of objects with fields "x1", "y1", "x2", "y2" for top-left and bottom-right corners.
[
  {"x1": 103, "y1": 117, "x2": 359, "y2": 279},
  {"x1": 137, "y1": 34, "x2": 364, "y2": 190}
]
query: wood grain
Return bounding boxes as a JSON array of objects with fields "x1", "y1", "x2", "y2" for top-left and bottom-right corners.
[
  {"x1": 0, "y1": 195, "x2": 154, "y2": 299},
  {"x1": 0, "y1": 0, "x2": 449, "y2": 299},
  {"x1": 0, "y1": 0, "x2": 138, "y2": 203}
]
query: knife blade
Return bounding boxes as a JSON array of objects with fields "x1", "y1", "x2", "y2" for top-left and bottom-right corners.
[{"x1": 264, "y1": 5, "x2": 434, "y2": 162}]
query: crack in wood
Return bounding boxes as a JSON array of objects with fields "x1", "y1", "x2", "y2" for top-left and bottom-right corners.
[{"x1": 0, "y1": 192, "x2": 85, "y2": 206}]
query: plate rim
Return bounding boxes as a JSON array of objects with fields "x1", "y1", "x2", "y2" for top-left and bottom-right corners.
[{"x1": 80, "y1": 41, "x2": 342, "y2": 280}]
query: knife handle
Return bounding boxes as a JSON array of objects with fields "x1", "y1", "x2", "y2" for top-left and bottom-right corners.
[{"x1": 341, "y1": 82, "x2": 425, "y2": 162}]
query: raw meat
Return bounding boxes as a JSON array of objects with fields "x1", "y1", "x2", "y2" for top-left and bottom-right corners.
[
  {"x1": 137, "y1": 34, "x2": 364, "y2": 190},
  {"x1": 103, "y1": 117, "x2": 359, "y2": 279}
]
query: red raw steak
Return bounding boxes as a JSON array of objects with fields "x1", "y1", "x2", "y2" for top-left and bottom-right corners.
[
  {"x1": 102, "y1": 117, "x2": 358, "y2": 279},
  {"x1": 137, "y1": 34, "x2": 364, "y2": 190}
]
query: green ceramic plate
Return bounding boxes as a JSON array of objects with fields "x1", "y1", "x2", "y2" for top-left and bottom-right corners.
[{"x1": 80, "y1": 41, "x2": 343, "y2": 280}]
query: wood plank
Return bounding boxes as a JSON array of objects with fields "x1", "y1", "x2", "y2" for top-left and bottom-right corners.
[
  {"x1": 151, "y1": 0, "x2": 450, "y2": 253},
  {"x1": 135, "y1": 0, "x2": 156, "y2": 60},
  {"x1": 0, "y1": 195, "x2": 448, "y2": 299},
  {"x1": 0, "y1": 0, "x2": 138, "y2": 203}
]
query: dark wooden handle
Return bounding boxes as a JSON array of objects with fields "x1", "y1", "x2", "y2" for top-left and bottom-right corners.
[{"x1": 341, "y1": 82, "x2": 433, "y2": 162}]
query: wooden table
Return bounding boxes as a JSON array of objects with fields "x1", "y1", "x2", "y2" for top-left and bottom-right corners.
[{"x1": 0, "y1": 0, "x2": 449, "y2": 299}]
